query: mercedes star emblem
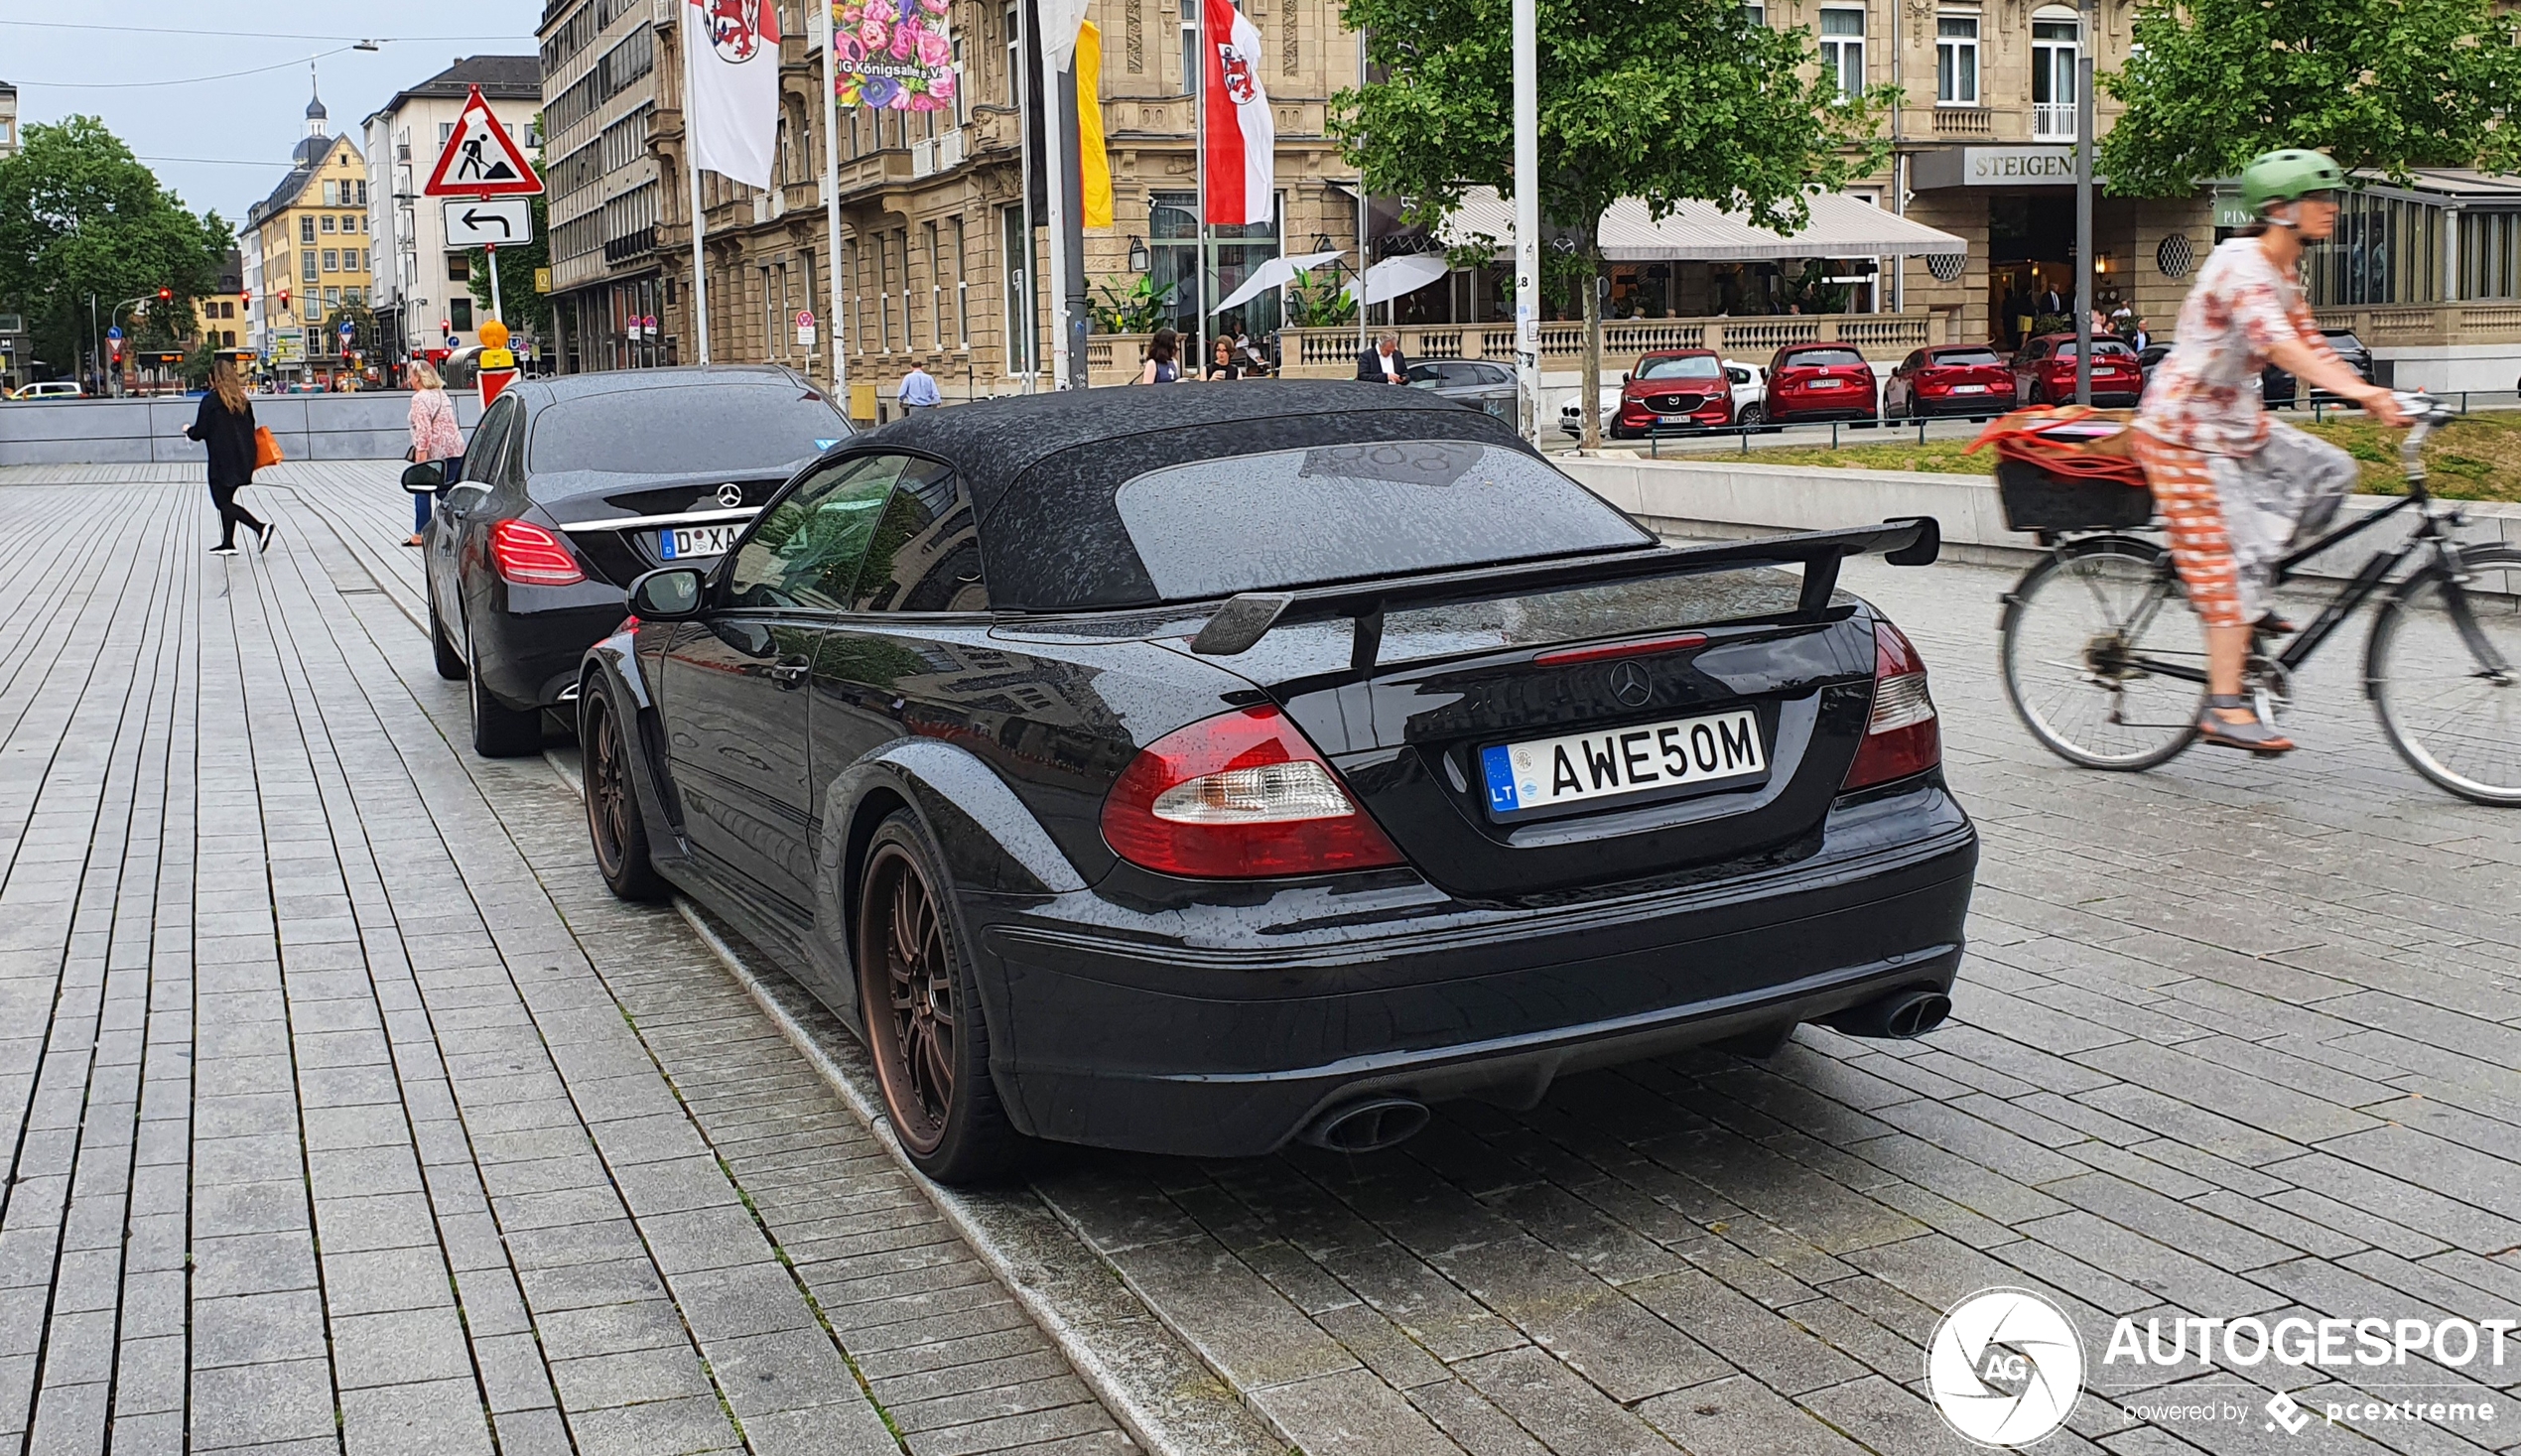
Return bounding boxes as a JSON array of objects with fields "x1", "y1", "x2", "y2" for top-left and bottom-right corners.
[
  {"x1": 715, "y1": 482, "x2": 744, "y2": 508},
  {"x1": 1610, "y1": 661, "x2": 1653, "y2": 707}
]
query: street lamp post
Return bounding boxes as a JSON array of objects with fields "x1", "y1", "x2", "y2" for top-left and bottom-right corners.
[
  {"x1": 1512, "y1": 0, "x2": 1540, "y2": 442},
  {"x1": 2072, "y1": 0, "x2": 2096, "y2": 405}
]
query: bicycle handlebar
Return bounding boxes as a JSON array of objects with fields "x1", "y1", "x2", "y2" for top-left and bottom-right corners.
[{"x1": 2393, "y1": 391, "x2": 2456, "y2": 479}]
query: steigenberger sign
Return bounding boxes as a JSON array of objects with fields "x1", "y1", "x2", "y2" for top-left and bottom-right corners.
[{"x1": 1912, "y1": 146, "x2": 2089, "y2": 190}]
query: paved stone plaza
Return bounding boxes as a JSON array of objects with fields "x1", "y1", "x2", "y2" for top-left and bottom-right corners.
[{"x1": 2, "y1": 462, "x2": 2516, "y2": 1456}]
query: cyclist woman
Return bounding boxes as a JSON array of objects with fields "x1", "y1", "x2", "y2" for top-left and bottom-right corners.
[{"x1": 2131, "y1": 148, "x2": 2407, "y2": 754}]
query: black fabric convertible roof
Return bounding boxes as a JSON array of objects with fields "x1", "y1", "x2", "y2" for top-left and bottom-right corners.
[{"x1": 854, "y1": 381, "x2": 1536, "y2": 611}]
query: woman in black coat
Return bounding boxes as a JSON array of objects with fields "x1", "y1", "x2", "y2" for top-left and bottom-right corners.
[{"x1": 186, "y1": 359, "x2": 272, "y2": 554}]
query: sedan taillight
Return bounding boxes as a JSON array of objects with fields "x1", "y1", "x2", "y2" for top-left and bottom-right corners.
[
  {"x1": 1102, "y1": 706, "x2": 1403, "y2": 878},
  {"x1": 1843, "y1": 620, "x2": 1940, "y2": 790},
  {"x1": 488, "y1": 519, "x2": 588, "y2": 587}
]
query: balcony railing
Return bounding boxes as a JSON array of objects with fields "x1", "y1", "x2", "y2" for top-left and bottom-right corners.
[
  {"x1": 1931, "y1": 108, "x2": 1993, "y2": 138},
  {"x1": 603, "y1": 227, "x2": 656, "y2": 266},
  {"x1": 2316, "y1": 303, "x2": 2521, "y2": 346},
  {"x1": 2033, "y1": 102, "x2": 2076, "y2": 140}
]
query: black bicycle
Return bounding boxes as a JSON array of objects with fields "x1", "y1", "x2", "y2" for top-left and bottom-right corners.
[{"x1": 1996, "y1": 394, "x2": 2521, "y2": 805}]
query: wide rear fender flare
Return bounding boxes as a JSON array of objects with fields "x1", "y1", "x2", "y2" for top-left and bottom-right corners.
[{"x1": 808, "y1": 739, "x2": 1091, "y2": 1018}]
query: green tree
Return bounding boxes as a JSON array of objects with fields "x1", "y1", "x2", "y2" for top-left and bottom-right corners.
[
  {"x1": 1330, "y1": 0, "x2": 1891, "y2": 449},
  {"x1": 463, "y1": 131, "x2": 551, "y2": 340},
  {"x1": 0, "y1": 116, "x2": 233, "y2": 385},
  {"x1": 2100, "y1": 0, "x2": 2521, "y2": 195}
]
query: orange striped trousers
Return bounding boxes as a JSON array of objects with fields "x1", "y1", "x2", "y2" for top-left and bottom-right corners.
[{"x1": 2129, "y1": 429, "x2": 2248, "y2": 629}]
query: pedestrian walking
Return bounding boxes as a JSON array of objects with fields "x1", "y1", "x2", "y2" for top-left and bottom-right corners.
[
  {"x1": 898, "y1": 359, "x2": 943, "y2": 411},
  {"x1": 1136, "y1": 330, "x2": 1186, "y2": 384},
  {"x1": 185, "y1": 358, "x2": 273, "y2": 556},
  {"x1": 406, "y1": 363, "x2": 465, "y2": 547},
  {"x1": 1357, "y1": 331, "x2": 1406, "y2": 384}
]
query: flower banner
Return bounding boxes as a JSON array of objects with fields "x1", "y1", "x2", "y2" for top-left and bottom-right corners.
[{"x1": 832, "y1": 0, "x2": 958, "y2": 110}]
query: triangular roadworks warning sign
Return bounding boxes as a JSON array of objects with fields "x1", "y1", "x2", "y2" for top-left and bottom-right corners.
[{"x1": 423, "y1": 85, "x2": 543, "y2": 198}]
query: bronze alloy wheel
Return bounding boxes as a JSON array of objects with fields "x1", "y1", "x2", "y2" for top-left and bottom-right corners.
[
  {"x1": 861, "y1": 843, "x2": 956, "y2": 1154},
  {"x1": 586, "y1": 697, "x2": 633, "y2": 879},
  {"x1": 581, "y1": 689, "x2": 665, "y2": 901}
]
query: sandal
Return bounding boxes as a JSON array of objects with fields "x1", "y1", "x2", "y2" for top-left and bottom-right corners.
[
  {"x1": 2255, "y1": 611, "x2": 2299, "y2": 636},
  {"x1": 2196, "y1": 694, "x2": 2295, "y2": 755}
]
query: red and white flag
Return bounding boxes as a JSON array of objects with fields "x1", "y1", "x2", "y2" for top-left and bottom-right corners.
[
  {"x1": 685, "y1": 0, "x2": 781, "y2": 190},
  {"x1": 1201, "y1": 0, "x2": 1274, "y2": 226}
]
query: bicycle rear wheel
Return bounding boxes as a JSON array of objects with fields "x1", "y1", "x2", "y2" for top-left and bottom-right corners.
[
  {"x1": 2367, "y1": 545, "x2": 2521, "y2": 806},
  {"x1": 2000, "y1": 534, "x2": 2206, "y2": 769}
]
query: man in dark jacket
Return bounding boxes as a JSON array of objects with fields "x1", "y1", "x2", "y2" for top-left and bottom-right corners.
[{"x1": 1356, "y1": 331, "x2": 1406, "y2": 383}]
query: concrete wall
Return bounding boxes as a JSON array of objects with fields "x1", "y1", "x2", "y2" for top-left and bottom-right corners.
[
  {"x1": 1557, "y1": 455, "x2": 2521, "y2": 579},
  {"x1": 0, "y1": 391, "x2": 485, "y2": 466}
]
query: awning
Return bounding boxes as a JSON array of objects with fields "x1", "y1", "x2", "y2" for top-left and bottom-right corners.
[
  {"x1": 1438, "y1": 187, "x2": 1967, "y2": 261},
  {"x1": 1346, "y1": 254, "x2": 1450, "y2": 306},
  {"x1": 1211, "y1": 250, "x2": 1346, "y2": 314}
]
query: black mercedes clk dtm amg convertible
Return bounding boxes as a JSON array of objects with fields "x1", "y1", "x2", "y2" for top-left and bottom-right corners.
[{"x1": 576, "y1": 382, "x2": 1976, "y2": 1181}]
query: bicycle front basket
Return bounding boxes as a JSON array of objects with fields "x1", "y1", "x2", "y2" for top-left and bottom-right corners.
[{"x1": 1994, "y1": 457, "x2": 2157, "y2": 532}]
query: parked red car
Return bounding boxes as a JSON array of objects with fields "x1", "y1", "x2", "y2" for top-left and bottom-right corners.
[
  {"x1": 1764, "y1": 344, "x2": 1880, "y2": 424},
  {"x1": 1607, "y1": 350, "x2": 1735, "y2": 438},
  {"x1": 2013, "y1": 333, "x2": 2144, "y2": 408},
  {"x1": 1884, "y1": 344, "x2": 2017, "y2": 420}
]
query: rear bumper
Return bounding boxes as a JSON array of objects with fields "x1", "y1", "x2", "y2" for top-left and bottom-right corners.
[
  {"x1": 968, "y1": 780, "x2": 1977, "y2": 1156},
  {"x1": 1911, "y1": 394, "x2": 2015, "y2": 416},
  {"x1": 467, "y1": 582, "x2": 632, "y2": 712},
  {"x1": 1770, "y1": 401, "x2": 1877, "y2": 422}
]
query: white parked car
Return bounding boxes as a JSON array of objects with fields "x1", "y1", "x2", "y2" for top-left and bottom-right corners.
[{"x1": 1560, "y1": 358, "x2": 1767, "y2": 435}]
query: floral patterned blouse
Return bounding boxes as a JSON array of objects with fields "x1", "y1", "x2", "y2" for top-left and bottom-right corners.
[{"x1": 2135, "y1": 236, "x2": 2340, "y2": 456}]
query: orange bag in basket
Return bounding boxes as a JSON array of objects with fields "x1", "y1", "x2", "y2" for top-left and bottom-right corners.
[{"x1": 1965, "y1": 405, "x2": 2149, "y2": 491}]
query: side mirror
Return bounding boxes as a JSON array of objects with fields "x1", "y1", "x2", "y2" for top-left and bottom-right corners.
[
  {"x1": 400, "y1": 461, "x2": 444, "y2": 491},
  {"x1": 627, "y1": 566, "x2": 708, "y2": 621},
  {"x1": 1620, "y1": 371, "x2": 1631, "y2": 384}
]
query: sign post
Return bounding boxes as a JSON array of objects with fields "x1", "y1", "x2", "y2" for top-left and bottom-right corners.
[
  {"x1": 423, "y1": 84, "x2": 544, "y2": 330},
  {"x1": 795, "y1": 310, "x2": 816, "y2": 348}
]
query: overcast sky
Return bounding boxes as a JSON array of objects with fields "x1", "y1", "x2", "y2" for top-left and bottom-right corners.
[{"x1": 2, "y1": 2, "x2": 541, "y2": 227}]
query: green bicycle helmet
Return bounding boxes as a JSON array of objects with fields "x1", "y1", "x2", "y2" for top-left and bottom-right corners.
[{"x1": 2241, "y1": 149, "x2": 2345, "y2": 214}]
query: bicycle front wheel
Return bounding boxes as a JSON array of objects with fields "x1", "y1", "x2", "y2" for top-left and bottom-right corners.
[
  {"x1": 2000, "y1": 535, "x2": 2206, "y2": 770},
  {"x1": 2368, "y1": 545, "x2": 2521, "y2": 806}
]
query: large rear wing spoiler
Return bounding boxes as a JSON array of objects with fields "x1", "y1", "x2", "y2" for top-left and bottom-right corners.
[{"x1": 1189, "y1": 516, "x2": 1941, "y2": 673}]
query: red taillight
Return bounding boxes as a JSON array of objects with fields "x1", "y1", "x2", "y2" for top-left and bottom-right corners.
[
  {"x1": 489, "y1": 519, "x2": 587, "y2": 587},
  {"x1": 1842, "y1": 620, "x2": 1940, "y2": 791},
  {"x1": 1101, "y1": 706, "x2": 1404, "y2": 878}
]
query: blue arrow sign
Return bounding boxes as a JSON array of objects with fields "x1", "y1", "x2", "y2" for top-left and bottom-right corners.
[{"x1": 105, "y1": 326, "x2": 122, "y2": 340}]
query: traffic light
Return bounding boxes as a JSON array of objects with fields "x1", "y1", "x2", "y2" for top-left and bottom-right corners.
[
  {"x1": 278, "y1": 289, "x2": 290, "y2": 311},
  {"x1": 240, "y1": 289, "x2": 251, "y2": 308},
  {"x1": 157, "y1": 288, "x2": 173, "y2": 304}
]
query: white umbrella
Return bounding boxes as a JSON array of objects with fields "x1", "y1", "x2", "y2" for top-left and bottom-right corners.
[
  {"x1": 1345, "y1": 254, "x2": 1451, "y2": 306},
  {"x1": 1210, "y1": 250, "x2": 1346, "y2": 315}
]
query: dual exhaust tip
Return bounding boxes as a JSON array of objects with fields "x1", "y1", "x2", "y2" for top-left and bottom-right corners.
[{"x1": 1292, "y1": 987, "x2": 1950, "y2": 1156}]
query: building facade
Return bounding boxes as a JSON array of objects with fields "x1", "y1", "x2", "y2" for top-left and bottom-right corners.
[
  {"x1": 540, "y1": 0, "x2": 672, "y2": 377},
  {"x1": 0, "y1": 80, "x2": 19, "y2": 161},
  {"x1": 244, "y1": 83, "x2": 377, "y2": 383},
  {"x1": 193, "y1": 250, "x2": 248, "y2": 352},
  {"x1": 539, "y1": 0, "x2": 1368, "y2": 397},
  {"x1": 363, "y1": 56, "x2": 544, "y2": 378}
]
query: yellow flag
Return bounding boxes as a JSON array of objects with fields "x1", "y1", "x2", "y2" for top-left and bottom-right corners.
[{"x1": 1078, "y1": 20, "x2": 1115, "y2": 229}]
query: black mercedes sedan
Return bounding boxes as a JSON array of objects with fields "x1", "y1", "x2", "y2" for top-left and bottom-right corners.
[
  {"x1": 576, "y1": 383, "x2": 1977, "y2": 1181},
  {"x1": 425, "y1": 365, "x2": 852, "y2": 754}
]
